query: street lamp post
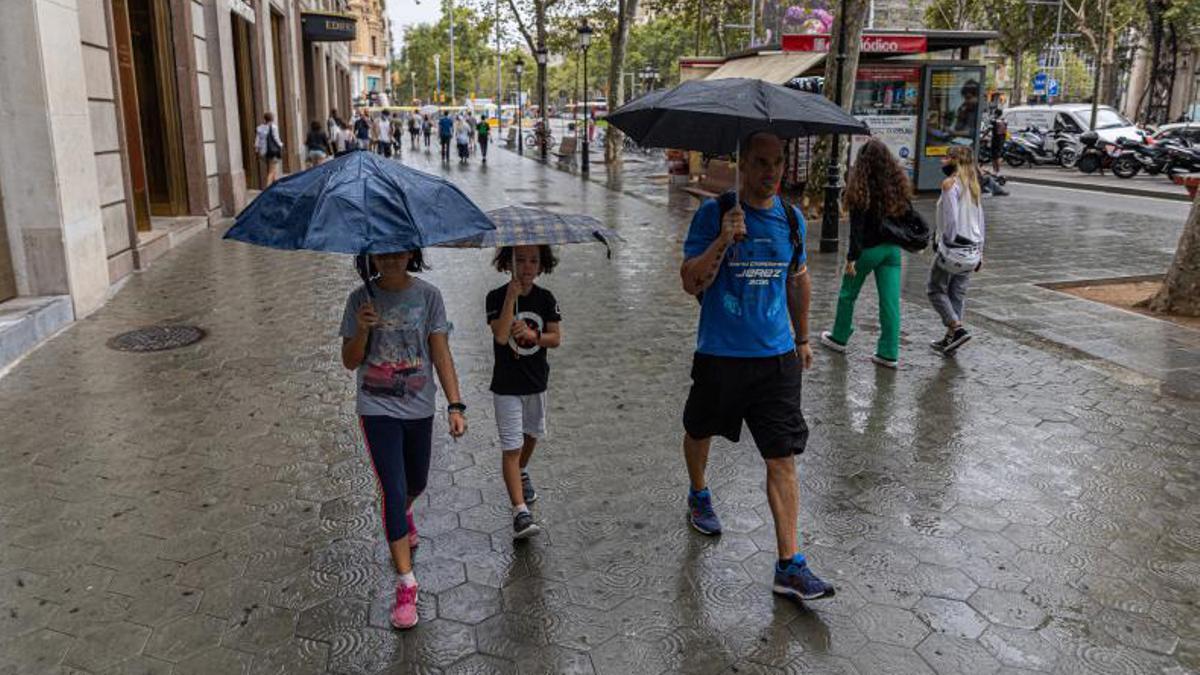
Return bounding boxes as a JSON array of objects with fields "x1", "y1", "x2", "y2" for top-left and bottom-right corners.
[
  {"x1": 819, "y1": 0, "x2": 849, "y2": 254},
  {"x1": 535, "y1": 44, "x2": 549, "y2": 162},
  {"x1": 577, "y1": 19, "x2": 594, "y2": 174},
  {"x1": 515, "y1": 57, "x2": 524, "y2": 157}
]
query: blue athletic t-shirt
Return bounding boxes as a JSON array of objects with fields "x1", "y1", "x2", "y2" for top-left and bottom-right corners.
[{"x1": 683, "y1": 196, "x2": 806, "y2": 358}]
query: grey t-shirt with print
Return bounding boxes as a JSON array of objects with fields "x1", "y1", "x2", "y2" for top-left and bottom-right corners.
[{"x1": 339, "y1": 278, "x2": 450, "y2": 419}]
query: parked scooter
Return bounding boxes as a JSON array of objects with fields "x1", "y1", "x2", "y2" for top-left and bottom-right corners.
[
  {"x1": 1003, "y1": 127, "x2": 1061, "y2": 167},
  {"x1": 1075, "y1": 131, "x2": 1121, "y2": 174}
]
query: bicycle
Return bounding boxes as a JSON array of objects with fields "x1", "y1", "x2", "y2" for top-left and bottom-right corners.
[{"x1": 526, "y1": 127, "x2": 556, "y2": 152}]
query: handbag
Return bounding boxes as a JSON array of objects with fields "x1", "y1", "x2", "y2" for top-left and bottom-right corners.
[
  {"x1": 880, "y1": 203, "x2": 931, "y2": 253},
  {"x1": 934, "y1": 187, "x2": 983, "y2": 274}
]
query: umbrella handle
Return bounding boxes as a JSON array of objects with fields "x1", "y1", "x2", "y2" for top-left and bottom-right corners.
[{"x1": 512, "y1": 247, "x2": 520, "y2": 360}]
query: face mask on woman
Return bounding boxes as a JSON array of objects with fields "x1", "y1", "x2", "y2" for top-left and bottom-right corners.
[{"x1": 941, "y1": 163, "x2": 957, "y2": 177}]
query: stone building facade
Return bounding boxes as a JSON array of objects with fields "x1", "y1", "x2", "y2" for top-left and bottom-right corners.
[
  {"x1": 0, "y1": 0, "x2": 354, "y2": 369},
  {"x1": 348, "y1": 0, "x2": 390, "y2": 103}
]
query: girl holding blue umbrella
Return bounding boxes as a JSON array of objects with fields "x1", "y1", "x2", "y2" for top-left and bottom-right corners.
[{"x1": 340, "y1": 249, "x2": 467, "y2": 630}]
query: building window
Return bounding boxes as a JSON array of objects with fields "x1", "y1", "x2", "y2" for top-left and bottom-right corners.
[{"x1": 371, "y1": 36, "x2": 377, "y2": 56}]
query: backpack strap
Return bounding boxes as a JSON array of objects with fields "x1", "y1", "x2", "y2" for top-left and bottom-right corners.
[{"x1": 781, "y1": 198, "x2": 802, "y2": 275}]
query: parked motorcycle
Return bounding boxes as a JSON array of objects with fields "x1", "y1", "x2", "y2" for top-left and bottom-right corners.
[
  {"x1": 1111, "y1": 136, "x2": 1171, "y2": 178},
  {"x1": 1158, "y1": 140, "x2": 1200, "y2": 177}
]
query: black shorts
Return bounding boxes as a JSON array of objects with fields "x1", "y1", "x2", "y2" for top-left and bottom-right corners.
[{"x1": 683, "y1": 352, "x2": 809, "y2": 459}]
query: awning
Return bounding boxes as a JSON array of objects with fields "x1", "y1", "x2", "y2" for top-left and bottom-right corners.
[{"x1": 706, "y1": 52, "x2": 826, "y2": 84}]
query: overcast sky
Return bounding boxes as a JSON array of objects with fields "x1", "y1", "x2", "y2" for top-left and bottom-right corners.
[{"x1": 387, "y1": 0, "x2": 442, "y2": 48}]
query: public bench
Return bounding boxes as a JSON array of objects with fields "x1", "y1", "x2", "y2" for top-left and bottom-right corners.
[
  {"x1": 551, "y1": 137, "x2": 577, "y2": 164},
  {"x1": 504, "y1": 127, "x2": 517, "y2": 147},
  {"x1": 683, "y1": 160, "x2": 736, "y2": 200}
]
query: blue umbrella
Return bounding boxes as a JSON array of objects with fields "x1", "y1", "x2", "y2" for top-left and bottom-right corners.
[{"x1": 224, "y1": 150, "x2": 494, "y2": 255}]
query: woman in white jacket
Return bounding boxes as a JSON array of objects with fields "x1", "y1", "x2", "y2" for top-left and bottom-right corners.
[
  {"x1": 254, "y1": 112, "x2": 284, "y2": 185},
  {"x1": 928, "y1": 145, "x2": 985, "y2": 354}
]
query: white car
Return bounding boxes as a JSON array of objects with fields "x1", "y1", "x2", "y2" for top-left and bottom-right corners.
[
  {"x1": 1002, "y1": 104, "x2": 1146, "y2": 144},
  {"x1": 1150, "y1": 123, "x2": 1200, "y2": 146}
]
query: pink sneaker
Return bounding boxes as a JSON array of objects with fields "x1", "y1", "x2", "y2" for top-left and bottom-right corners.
[
  {"x1": 390, "y1": 579, "x2": 419, "y2": 629},
  {"x1": 406, "y1": 511, "x2": 419, "y2": 550}
]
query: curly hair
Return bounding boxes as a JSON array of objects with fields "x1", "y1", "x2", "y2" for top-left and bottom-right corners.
[
  {"x1": 492, "y1": 245, "x2": 558, "y2": 274},
  {"x1": 843, "y1": 138, "x2": 912, "y2": 218}
]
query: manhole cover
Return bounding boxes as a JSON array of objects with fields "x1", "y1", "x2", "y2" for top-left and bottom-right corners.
[{"x1": 107, "y1": 325, "x2": 206, "y2": 352}]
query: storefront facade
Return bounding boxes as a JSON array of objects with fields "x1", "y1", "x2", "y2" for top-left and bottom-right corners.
[{"x1": 0, "y1": 0, "x2": 352, "y2": 369}]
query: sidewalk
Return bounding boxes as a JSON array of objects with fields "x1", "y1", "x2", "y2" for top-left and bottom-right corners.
[
  {"x1": 1001, "y1": 164, "x2": 1194, "y2": 201},
  {"x1": 0, "y1": 145, "x2": 1198, "y2": 674}
]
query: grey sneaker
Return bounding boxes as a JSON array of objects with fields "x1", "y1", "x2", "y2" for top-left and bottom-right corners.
[
  {"x1": 521, "y1": 471, "x2": 538, "y2": 504},
  {"x1": 513, "y1": 511, "x2": 541, "y2": 539}
]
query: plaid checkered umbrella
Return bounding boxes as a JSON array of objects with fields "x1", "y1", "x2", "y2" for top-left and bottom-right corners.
[{"x1": 444, "y1": 206, "x2": 622, "y2": 256}]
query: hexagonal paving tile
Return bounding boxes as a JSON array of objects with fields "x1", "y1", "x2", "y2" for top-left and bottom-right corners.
[
  {"x1": 436, "y1": 581, "x2": 503, "y2": 625},
  {"x1": 913, "y1": 597, "x2": 989, "y2": 640},
  {"x1": 174, "y1": 645, "x2": 253, "y2": 675},
  {"x1": 916, "y1": 633, "x2": 1002, "y2": 675},
  {"x1": 62, "y1": 621, "x2": 151, "y2": 672},
  {"x1": 222, "y1": 605, "x2": 298, "y2": 653},
  {"x1": 852, "y1": 603, "x2": 931, "y2": 648},
  {"x1": 144, "y1": 613, "x2": 225, "y2": 662},
  {"x1": 967, "y1": 589, "x2": 1047, "y2": 630}
]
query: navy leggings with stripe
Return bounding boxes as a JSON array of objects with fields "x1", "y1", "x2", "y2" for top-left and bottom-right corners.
[{"x1": 359, "y1": 415, "x2": 433, "y2": 542}]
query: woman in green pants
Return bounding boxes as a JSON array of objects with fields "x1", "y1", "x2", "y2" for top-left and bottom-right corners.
[{"x1": 819, "y1": 139, "x2": 914, "y2": 368}]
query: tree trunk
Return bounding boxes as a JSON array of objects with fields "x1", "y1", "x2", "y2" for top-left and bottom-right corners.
[
  {"x1": 801, "y1": 0, "x2": 870, "y2": 210},
  {"x1": 1147, "y1": 193, "x2": 1200, "y2": 316},
  {"x1": 1011, "y1": 48, "x2": 1025, "y2": 105},
  {"x1": 605, "y1": 0, "x2": 640, "y2": 163},
  {"x1": 1099, "y1": 30, "x2": 1118, "y2": 106}
]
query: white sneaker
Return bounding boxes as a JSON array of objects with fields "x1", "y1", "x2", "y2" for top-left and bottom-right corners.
[
  {"x1": 871, "y1": 354, "x2": 898, "y2": 369},
  {"x1": 819, "y1": 331, "x2": 846, "y2": 354}
]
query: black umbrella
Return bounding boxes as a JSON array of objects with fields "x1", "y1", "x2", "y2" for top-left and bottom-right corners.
[{"x1": 605, "y1": 77, "x2": 869, "y2": 156}]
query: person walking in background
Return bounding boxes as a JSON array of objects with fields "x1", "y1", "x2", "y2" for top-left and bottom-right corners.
[
  {"x1": 374, "y1": 111, "x2": 393, "y2": 158},
  {"x1": 819, "y1": 138, "x2": 916, "y2": 369},
  {"x1": 989, "y1": 109, "x2": 1006, "y2": 175},
  {"x1": 466, "y1": 112, "x2": 477, "y2": 155},
  {"x1": 391, "y1": 116, "x2": 405, "y2": 160},
  {"x1": 454, "y1": 116, "x2": 470, "y2": 164},
  {"x1": 408, "y1": 114, "x2": 420, "y2": 150},
  {"x1": 254, "y1": 112, "x2": 284, "y2": 186},
  {"x1": 438, "y1": 112, "x2": 453, "y2": 162},
  {"x1": 476, "y1": 115, "x2": 490, "y2": 163},
  {"x1": 929, "y1": 146, "x2": 986, "y2": 355},
  {"x1": 421, "y1": 115, "x2": 433, "y2": 150},
  {"x1": 354, "y1": 109, "x2": 372, "y2": 150},
  {"x1": 305, "y1": 120, "x2": 332, "y2": 168},
  {"x1": 332, "y1": 117, "x2": 353, "y2": 157},
  {"x1": 327, "y1": 108, "x2": 340, "y2": 145}
]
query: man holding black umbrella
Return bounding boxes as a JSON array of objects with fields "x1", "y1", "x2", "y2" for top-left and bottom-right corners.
[{"x1": 678, "y1": 131, "x2": 835, "y2": 602}]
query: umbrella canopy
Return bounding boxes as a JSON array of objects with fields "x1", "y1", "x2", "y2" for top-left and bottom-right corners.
[
  {"x1": 419, "y1": 104, "x2": 439, "y2": 116},
  {"x1": 444, "y1": 206, "x2": 622, "y2": 256},
  {"x1": 605, "y1": 77, "x2": 869, "y2": 155},
  {"x1": 224, "y1": 150, "x2": 494, "y2": 254}
]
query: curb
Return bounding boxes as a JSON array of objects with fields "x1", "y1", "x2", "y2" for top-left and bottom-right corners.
[{"x1": 1003, "y1": 172, "x2": 1192, "y2": 202}]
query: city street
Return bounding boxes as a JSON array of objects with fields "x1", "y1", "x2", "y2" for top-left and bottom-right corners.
[{"x1": 1, "y1": 143, "x2": 1198, "y2": 674}]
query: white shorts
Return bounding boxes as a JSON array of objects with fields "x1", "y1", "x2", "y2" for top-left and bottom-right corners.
[{"x1": 493, "y1": 393, "x2": 546, "y2": 451}]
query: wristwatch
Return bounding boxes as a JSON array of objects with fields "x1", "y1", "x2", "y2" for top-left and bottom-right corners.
[{"x1": 447, "y1": 402, "x2": 467, "y2": 414}]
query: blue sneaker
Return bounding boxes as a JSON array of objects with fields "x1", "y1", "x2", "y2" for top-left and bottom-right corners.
[
  {"x1": 687, "y1": 488, "x2": 722, "y2": 535},
  {"x1": 773, "y1": 555, "x2": 835, "y2": 600}
]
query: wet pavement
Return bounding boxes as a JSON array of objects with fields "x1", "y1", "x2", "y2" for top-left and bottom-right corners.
[{"x1": 1, "y1": 144, "x2": 1198, "y2": 675}]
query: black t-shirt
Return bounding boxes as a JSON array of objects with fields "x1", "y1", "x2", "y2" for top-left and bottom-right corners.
[{"x1": 486, "y1": 284, "x2": 561, "y2": 395}]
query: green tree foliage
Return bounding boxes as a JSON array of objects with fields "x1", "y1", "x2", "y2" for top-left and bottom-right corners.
[
  {"x1": 398, "y1": 3, "x2": 502, "y2": 103},
  {"x1": 924, "y1": 0, "x2": 1057, "y2": 103}
]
